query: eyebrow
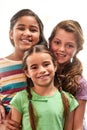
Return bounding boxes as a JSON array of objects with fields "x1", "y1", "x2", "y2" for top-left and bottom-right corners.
[{"x1": 17, "y1": 24, "x2": 39, "y2": 30}]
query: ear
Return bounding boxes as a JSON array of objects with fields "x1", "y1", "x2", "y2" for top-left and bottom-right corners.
[
  {"x1": 9, "y1": 30, "x2": 13, "y2": 40},
  {"x1": 24, "y1": 70, "x2": 31, "y2": 78}
]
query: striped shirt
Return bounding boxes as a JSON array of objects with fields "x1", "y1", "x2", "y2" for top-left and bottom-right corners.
[{"x1": 0, "y1": 58, "x2": 27, "y2": 112}]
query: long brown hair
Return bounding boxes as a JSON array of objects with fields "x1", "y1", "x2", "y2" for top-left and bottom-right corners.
[
  {"x1": 23, "y1": 43, "x2": 70, "y2": 130},
  {"x1": 9, "y1": 9, "x2": 46, "y2": 46}
]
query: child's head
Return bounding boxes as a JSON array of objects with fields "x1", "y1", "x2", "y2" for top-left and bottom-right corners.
[
  {"x1": 23, "y1": 43, "x2": 57, "y2": 87},
  {"x1": 22, "y1": 43, "x2": 69, "y2": 130},
  {"x1": 9, "y1": 9, "x2": 46, "y2": 48},
  {"x1": 22, "y1": 42, "x2": 71, "y2": 130},
  {"x1": 49, "y1": 20, "x2": 84, "y2": 57},
  {"x1": 49, "y1": 20, "x2": 83, "y2": 96}
]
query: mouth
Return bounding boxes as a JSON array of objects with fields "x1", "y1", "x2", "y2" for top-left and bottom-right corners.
[
  {"x1": 21, "y1": 39, "x2": 33, "y2": 44},
  {"x1": 38, "y1": 74, "x2": 49, "y2": 79},
  {"x1": 55, "y1": 52, "x2": 66, "y2": 58}
]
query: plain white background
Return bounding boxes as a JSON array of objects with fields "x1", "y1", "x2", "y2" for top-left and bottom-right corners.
[
  {"x1": 0, "y1": 0, "x2": 87, "y2": 124},
  {"x1": 0, "y1": 0, "x2": 87, "y2": 80}
]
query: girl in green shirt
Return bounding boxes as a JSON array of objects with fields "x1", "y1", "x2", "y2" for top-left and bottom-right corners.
[{"x1": 10, "y1": 44, "x2": 78, "y2": 130}]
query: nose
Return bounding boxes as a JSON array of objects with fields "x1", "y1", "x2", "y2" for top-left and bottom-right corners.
[
  {"x1": 59, "y1": 44, "x2": 65, "y2": 51},
  {"x1": 39, "y1": 66, "x2": 46, "y2": 73},
  {"x1": 23, "y1": 29, "x2": 32, "y2": 36}
]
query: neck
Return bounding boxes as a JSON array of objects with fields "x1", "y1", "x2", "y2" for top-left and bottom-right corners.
[
  {"x1": 6, "y1": 51, "x2": 24, "y2": 61},
  {"x1": 59, "y1": 61, "x2": 70, "y2": 71},
  {"x1": 32, "y1": 84, "x2": 57, "y2": 96}
]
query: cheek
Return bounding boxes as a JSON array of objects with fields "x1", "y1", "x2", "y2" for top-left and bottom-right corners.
[
  {"x1": 12, "y1": 32, "x2": 19, "y2": 42},
  {"x1": 35, "y1": 32, "x2": 40, "y2": 38},
  {"x1": 29, "y1": 71, "x2": 36, "y2": 78},
  {"x1": 49, "y1": 66, "x2": 56, "y2": 73},
  {"x1": 68, "y1": 49, "x2": 76, "y2": 58},
  {"x1": 50, "y1": 44, "x2": 57, "y2": 53},
  {"x1": 33, "y1": 34, "x2": 40, "y2": 44},
  {"x1": 71, "y1": 48, "x2": 77, "y2": 57}
]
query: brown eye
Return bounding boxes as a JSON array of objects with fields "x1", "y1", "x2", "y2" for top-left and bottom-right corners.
[
  {"x1": 66, "y1": 44, "x2": 74, "y2": 48},
  {"x1": 17, "y1": 27, "x2": 25, "y2": 31},
  {"x1": 54, "y1": 40, "x2": 60, "y2": 45},
  {"x1": 43, "y1": 61, "x2": 50, "y2": 67},
  {"x1": 30, "y1": 65, "x2": 38, "y2": 70},
  {"x1": 30, "y1": 26, "x2": 39, "y2": 32}
]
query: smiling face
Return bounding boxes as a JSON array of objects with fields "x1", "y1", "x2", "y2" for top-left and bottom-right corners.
[
  {"x1": 50, "y1": 29, "x2": 77, "y2": 65},
  {"x1": 9, "y1": 16, "x2": 40, "y2": 52},
  {"x1": 25, "y1": 52, "x2": 57, "y2": 88}
]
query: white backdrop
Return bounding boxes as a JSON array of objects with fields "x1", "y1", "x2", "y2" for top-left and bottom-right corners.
[{"x1": 0, "y1": 0, "x2": 87, "y2": 79}]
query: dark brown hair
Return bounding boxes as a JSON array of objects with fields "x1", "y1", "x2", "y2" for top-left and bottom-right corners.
[
  {"x1": 9, "y1": 9, "x2": 46, "y2": 46},
  {"x1": 23, "y1": 43, "x2": 70, "y2": 130}
]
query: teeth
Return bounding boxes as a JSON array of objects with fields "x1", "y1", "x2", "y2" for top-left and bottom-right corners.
[
  {"x1": 56, "y1": 53, "x2": 66, "y2": 57},
  {"x1": 38, "y1": 74, "x2": 49, "y2": 78},
  {"x1": 22, "y1": 39, "x2": 32, "y2": 44}
]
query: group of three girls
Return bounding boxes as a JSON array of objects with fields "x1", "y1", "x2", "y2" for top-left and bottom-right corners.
[{"x1": 0, "y1": 8, "x2": 87, "y2": 130}]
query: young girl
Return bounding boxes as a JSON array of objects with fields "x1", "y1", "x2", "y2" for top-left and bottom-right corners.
[
  {"x1": 48, "y1": 20, "x2": 87, "y2": 130},
  {"x1": 10, "y1": 44, "x2": 78, "y2": 130},
  {"x1": 0, "y1": 8, "x2": 46, "y2": 129}
]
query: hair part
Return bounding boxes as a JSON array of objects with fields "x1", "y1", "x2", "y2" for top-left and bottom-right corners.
[{"x1": 23, "y1": 43, "x2": 70, "y2": 130}]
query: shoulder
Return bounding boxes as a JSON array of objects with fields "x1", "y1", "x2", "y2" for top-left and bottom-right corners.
[
  {"x1": 12, "y1": 90, "x2": 27, "y2": 101},
  {"x1": 10, "y1": 90, "x2": 28, "y2": 105},
  {"x1": 16, "y1": 90, "x2": 27, "y2": 97},
  {"x1": 0, "y1": 58, "x2": 4, "y2": 60},
  {"x1": 0, "y1": 58, "x2": 22, "y2": 67},
  {"x1": 63, "y1": 91, "x2": 75, "y2": 99},
  {"x1": 63, "y1": 91, "x2": 78, "y2": 111},
  {"x1": 10, "y1": 90, "x2": 28, "y2": 114},
  {"x1": 0, "y1": 58, "x2": 5, "y2": 63},
  {"x1": 78, "y1": 76, "x2": 87, "y2": 85},
  {"x1": 0, "y1": 58, "x2": 7, "y2": 70},
  {"x1": 76, "y1": 76, "x2": 87, "y2": 100},
  {"x1": 62, "y1": 91, "x2": 77, "y2": 103}
]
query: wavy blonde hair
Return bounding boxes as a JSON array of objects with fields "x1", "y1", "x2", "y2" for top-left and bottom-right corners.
[{"x1": 49, "y1": 20, "x2": 84, "y2": 96}]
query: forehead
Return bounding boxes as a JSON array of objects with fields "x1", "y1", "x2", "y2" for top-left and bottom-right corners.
[
  {"x1": 54, "y1": 29, "x2": 76, "y2": 43},
  {"x1": 26, "y1": 52, "x2": 52, "y2": 64},
  {"x1": 15, "y1": 16, "x2": 39, "y2": 27},
  {"x1": 56, "y1": 29, "x2": 75, "y2": 37}
]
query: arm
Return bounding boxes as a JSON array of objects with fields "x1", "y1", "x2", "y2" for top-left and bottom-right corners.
[
  {"x1": 11, "y1": 107, "x2": 22, "y2": 123},
  {"x1": 0, "y1": 108, "x2": 22, "y2": 130},
  {"x1": 0, "y1": 100, "x2": 5, "y2": 123},
  {"x1": 5, "y1": 108, "x2": 22, "y2": 130},
  {"x1": 64, "y1": 110, "x2": 74, "y2": 130},
  {"x1": 73, "y1": 100, "x2": 86, "y2": 130}
]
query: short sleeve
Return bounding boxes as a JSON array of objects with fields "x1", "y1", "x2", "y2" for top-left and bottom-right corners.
[
  {"x1": 76, "y1": 77, "x2": 87, "y2": 100},
  {"x1": 10, "y1": 90, "x2": 27, "y2": 114},
  {"x1": 64, "y1": 92, "x2": 79, "y2": 112}
]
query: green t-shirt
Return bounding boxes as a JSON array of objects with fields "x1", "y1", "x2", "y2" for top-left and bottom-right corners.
[{"x1": 10, "y1": 89, "x2": 78, "y2": 130}]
